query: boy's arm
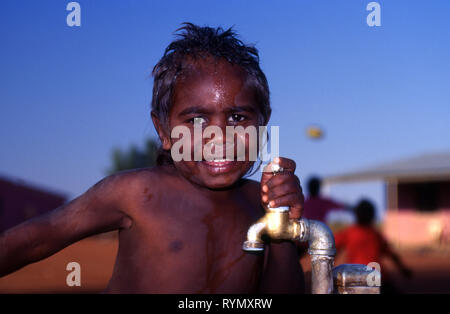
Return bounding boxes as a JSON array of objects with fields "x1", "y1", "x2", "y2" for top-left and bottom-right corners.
[
  {"x1": 258, "y1": 241, "x2": 305, "y2": 294},
  {"x1": 0, "y1": 174, "x2": 132, "y2": 277}
]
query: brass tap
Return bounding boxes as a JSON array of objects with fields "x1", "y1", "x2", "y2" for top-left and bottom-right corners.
[
  {"x1": 242, "y1": 205, "x2": 306, "y2": 251},
  {"x1": 242, "y1": 162, "x2": 336, "y2": 293},
  {"x1": 243, "y1": 162, "x2": 308, "y2": 251}
]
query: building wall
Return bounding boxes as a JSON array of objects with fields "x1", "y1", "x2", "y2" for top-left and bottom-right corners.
[
  {"x1": 384, "y1": 210, "x2": 450, "y2": 248},
  {"x1": 398, "y1": 180, "x2": 450, "y2": 211},
  {"x1": 384, "y1": 180, "x2": 450, "y2": 248},
  {"x1": 0, "y1": 178, "x2": 67, "y2": 232}
]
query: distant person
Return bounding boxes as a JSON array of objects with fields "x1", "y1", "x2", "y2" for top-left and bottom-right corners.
[
  {"x1": 334, "y1": 199, "x2": 413, "y2": 294},
  {"x1": 302, "y1": 176, "x2": 345, "y2": 223}
]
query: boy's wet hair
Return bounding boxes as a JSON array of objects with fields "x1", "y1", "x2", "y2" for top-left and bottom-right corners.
[{"x1": 151, "y1": 22, "x2": 271, "y2": 165}]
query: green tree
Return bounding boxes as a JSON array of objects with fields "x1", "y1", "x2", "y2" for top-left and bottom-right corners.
[{"x1": 107, "y1": 138, "x2": 160, "y2": 175}]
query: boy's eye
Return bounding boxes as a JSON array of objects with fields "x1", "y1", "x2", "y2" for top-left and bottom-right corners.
[
  {"x1": 228, "y1": 114, "x2": 246, "y2": 123},
  {"x1": 188, "y1": 117, "x2": 207, "y2": 125}
]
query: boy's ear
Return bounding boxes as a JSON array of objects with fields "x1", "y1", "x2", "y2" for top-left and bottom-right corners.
[{"x1": 151, "y1": 112, "x2": 171, "y2": 150}]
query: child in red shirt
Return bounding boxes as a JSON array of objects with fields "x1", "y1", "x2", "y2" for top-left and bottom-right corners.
[{"x1": 334, "y1": 199, "x2": 412, "y2": 293}]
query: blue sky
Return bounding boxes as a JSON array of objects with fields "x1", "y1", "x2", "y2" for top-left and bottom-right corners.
[{"x1": 1, "y1": 1, "x2": 449, "y2": 218}]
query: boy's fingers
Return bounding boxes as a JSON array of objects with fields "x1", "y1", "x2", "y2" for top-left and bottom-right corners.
[
  {"x1": 261, "y1": 157, "x2": 297, "y2": 188},
  {"x1": 265, "y1": 183, "x2": 298, "y2": 200},
  {"x1": 270, "y1": 192, "x2": 304, "y2": 206},
  {"x1": 260, "y1": 158, "x2": 301, "y2": 211},
  {"x1": 289, "y1": 206, "x2": 303, "y2": 220},
  {"x1": 262, "y1": 194, "x2": 269, "y2": 203},
  {"x1": 274, "y1": 157, "x2": 296, "y2": 172},
  {"x1": 268, "y1": 193, "x2": 303, "y2": 219},
  {"x1": 262, "y1": 158, "x2": 296, "y2": 174},
  {"x1": 264, "y1": 172, "x2": 300, "y2": 190}
]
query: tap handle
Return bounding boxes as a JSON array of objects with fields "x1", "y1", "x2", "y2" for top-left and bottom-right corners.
[
  {"x1": 270, "y1": 162, "x2": 283, "y2": 175},
  {"x1": 266, "y1": 161, "x2": 289, "y2": 212}
]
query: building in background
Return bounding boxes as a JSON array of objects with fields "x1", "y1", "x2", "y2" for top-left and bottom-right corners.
[
  {"x1": 0, "y1": 175, "x2": 67, "y2": 232},
  {"x1": 324, "y1": 152, "x2": 450, "y2": 249}
]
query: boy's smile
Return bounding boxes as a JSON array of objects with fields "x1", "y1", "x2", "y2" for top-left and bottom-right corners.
[{"x1": 160, "y1": 56, "x2": 263, "y2": 189}]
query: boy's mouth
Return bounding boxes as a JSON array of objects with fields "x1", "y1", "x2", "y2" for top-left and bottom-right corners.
[{"x1": 200, "y1": 158, "x2": 239, "y2": 174}]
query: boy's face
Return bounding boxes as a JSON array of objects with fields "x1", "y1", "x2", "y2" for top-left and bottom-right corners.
[{"x1": 159, "y1": 56, "x2": 263, "y2": 189}]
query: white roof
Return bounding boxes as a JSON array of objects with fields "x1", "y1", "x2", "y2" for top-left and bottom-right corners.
[{"x1": 324, "y1": 151, "x2": 450, "y2": 184}]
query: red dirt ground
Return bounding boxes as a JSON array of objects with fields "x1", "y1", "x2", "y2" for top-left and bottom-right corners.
[
  {"x1": 1, "y1": 233, "x2": 449, "y2": 293},
  {"x1": 0, "y1": 233, "x2": 119, "y2": 293}
]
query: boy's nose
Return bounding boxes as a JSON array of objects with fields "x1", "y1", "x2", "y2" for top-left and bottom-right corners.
[
  {"x1": 202, "y1": 117, "x2": 228, "y2": 145},
  {"x1": 204, "y1": 134, "x2": 233, "y2": 158}
]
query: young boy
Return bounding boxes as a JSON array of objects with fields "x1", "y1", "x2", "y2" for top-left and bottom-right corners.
[{"x1": 0, "y1": 23, "x2": 305, "y2": 293}]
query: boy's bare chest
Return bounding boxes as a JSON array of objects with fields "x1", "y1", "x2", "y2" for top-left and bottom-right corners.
[
  {"x1": 136, "y1": 189, "x2": 261, "y2": 263},
  {"x1": 111, "y1": 187, "x2": 265, "y2": 293},
  {"x1": 133, "y1": 183, "x2": 262, "y2": 239}
]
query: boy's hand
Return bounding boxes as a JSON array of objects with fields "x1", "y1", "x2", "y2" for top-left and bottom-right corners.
[{"x1": 260, "y1": 157, "x2": 304, "y2": 219}]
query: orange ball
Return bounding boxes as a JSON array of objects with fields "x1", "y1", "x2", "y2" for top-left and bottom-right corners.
[{"x1": 306, "y1": 126, "x2": 324, "y2": 139}]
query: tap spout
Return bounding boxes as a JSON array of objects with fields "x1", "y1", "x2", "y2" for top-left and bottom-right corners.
[
  {"x1": 242, "y1": 207, "x2": 305, "y2": 252},
  {"x1": 242, "y1": 219, "x2": 267, "y2": 252}
]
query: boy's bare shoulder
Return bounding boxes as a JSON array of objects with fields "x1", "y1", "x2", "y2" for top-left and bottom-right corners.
[
  {"x1": 86, "y1": 166, "x2": 174, "y2": 205},
  {"x1": 101, "y1": 166, "x2": 174, "y2": 192}
]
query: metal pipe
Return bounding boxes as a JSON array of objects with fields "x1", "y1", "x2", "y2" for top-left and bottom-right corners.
[
  {"x1": 310, "y1": 254, "x2": 334, "y2": 294},
  {"x1": 304, "y1": 219, "x2": 336, "y2": 294},
  {"x1": 332, "y1": 264, "x2": 381, "y2": 294}
]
